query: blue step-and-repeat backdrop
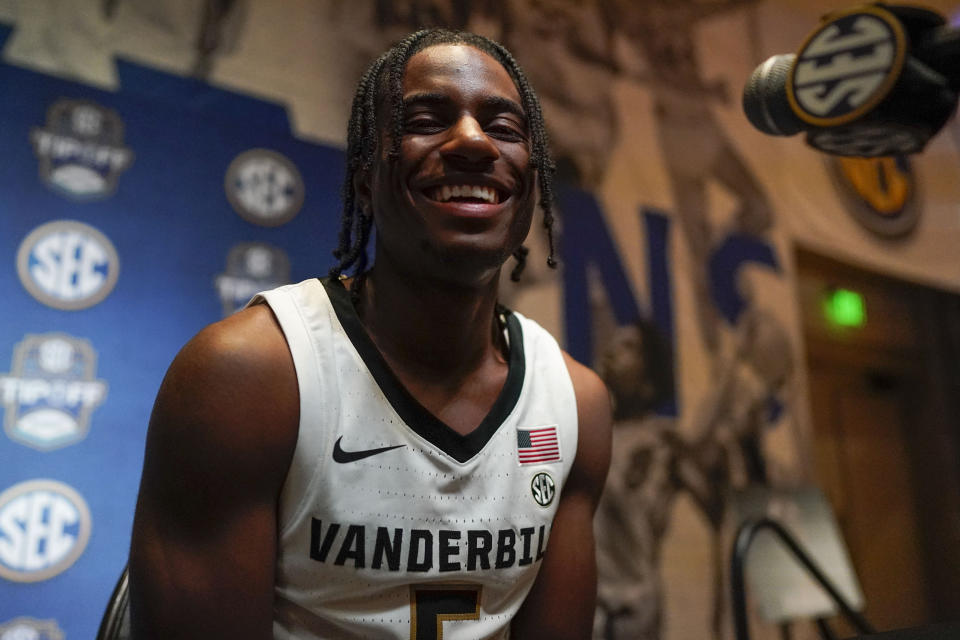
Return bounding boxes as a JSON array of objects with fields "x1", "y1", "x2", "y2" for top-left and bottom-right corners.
[{"x1": 0, "y1": 22, "x2": 346, "y2": 637}]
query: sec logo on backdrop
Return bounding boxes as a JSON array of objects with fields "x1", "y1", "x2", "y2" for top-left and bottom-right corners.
[
  {"x1": 225, "y1": 149, "x2": 304, "y2": 227},
  {"x1": 215, "y1": 242, "x2": 291, "y2": 316},
  {"x1": 0, "y1": 480, "x2": 92, "y2": 583},
  {"x1": 0, "y1": 617, "x2": 65, "y2": 640},
  {"x1": 16, "y1": 220, "x2": 120, "y2": 310},
  {"x1": 1, "y1": 333, "x2": 108, "y2": 451},
  {"x1": 30, "y1": 98, "x2": 134, "y2": 201}
]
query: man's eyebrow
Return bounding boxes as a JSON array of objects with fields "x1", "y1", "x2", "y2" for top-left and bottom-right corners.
[
  {"x1": 402, "y1": 92, "x2": 527, "y2": 120},
  {"x1": 402, "y1": 92, "x2": 451, "y2": 111},
  {"x1": 481, "y1": 95, "x2": 527, "y2": 121}
]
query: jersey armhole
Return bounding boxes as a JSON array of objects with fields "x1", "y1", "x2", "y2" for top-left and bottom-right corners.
[{"x1": 257, "y1": 284, "x2": 334, "y2": 538}]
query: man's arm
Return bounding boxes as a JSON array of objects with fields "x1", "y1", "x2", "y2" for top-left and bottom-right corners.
[
  {"x1": 128, "y1": 304, "x2": 299, "y2": 639},
  {"x1": 511, "y1": 353, "x2": 613, "y2": 639}
]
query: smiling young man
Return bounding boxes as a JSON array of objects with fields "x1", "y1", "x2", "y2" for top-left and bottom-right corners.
[{"x1": 128, "y1": 29, "x2": 611, "y2": 639}]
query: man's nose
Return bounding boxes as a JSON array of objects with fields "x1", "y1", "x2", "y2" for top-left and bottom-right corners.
[{"x1": 441, "y1": 116, "x2": 499, "y2": 166}]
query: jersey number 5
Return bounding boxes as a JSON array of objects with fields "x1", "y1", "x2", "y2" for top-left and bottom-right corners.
[{"x1": 410, "y1": 584, "x2": 481, "y2": 640}]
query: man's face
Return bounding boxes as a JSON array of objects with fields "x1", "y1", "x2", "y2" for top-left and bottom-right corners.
[{"x1": 365, "y1": 44, "x2": 536, "y2": 285}]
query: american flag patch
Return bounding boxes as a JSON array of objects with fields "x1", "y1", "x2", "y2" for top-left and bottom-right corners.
[{"x1": 516, "y1": 425, "x2": 561, "y2": 465}]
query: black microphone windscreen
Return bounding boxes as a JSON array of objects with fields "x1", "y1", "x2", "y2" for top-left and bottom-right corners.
[{"x1": 742, "y1": 54, "x2": 803, "y2": 136}]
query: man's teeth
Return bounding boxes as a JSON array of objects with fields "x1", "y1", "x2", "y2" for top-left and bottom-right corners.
[{"x1": 431, "y1": 185, "x2": 499, "y2": 204}]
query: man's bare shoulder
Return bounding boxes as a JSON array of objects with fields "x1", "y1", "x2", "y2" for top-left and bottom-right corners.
[
  {"x1": 130, "y1": 304, "x2": 298, "y2": 637},
  {"x1": 202, "y1": 302, "x2": 290, "y2": 360},
  {"x1": 561, "y1": 351, "x2": 613, "y2": 501},
  {"x1": 561, "y1": 352, "x2": 608, "y2": 410},
  {"x1": 149, "y1": 303, "x2": 299, "y2": 470}
]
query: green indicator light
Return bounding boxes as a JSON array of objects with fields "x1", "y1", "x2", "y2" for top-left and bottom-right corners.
[{"x1": 823, "y1": 288, "x2": 866, "y2": 328}]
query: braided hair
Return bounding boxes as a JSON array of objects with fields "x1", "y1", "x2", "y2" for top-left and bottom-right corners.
[{"x1": 329, "y1": 28, "x2": 558, "y2": 283}]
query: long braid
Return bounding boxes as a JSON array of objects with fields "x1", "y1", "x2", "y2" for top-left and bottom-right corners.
[
  {"x1": 331, "y1": 28, "x2": 558, "y2": 280},
  {"x1": 329, "y1": 51, "x2": 387, "y2": 279}
]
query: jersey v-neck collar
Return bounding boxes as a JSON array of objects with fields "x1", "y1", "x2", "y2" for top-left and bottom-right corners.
[{"x1": 321, "y1": 277, "x2": 526, "y2": 463}]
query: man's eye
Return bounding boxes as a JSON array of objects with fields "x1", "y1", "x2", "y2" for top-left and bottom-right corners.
[
  {"x1": 487, "y1": 122, "x2": 527, "y2": 142},
  {"x1": 404, "y1": 117, "x2": 445, "y2": 133}
]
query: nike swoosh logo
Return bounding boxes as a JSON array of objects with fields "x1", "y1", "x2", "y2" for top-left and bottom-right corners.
[{"x1": 332, "y1": 436, "x2": 406, "y2": 463}]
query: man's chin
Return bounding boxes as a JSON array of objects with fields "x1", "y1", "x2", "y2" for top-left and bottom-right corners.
[{"x1": 422, "y1": 241, "x2": 515, "y2": 285}]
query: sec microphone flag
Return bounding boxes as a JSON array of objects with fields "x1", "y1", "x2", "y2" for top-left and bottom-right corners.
[{"x1": 516, "y1": 425, "x2": 561, "y2": 465}]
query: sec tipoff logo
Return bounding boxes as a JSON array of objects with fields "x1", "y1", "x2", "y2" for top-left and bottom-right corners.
[
  {"x1": 225, "y1": 149, "x2": 304, "y2": 227},
  {"x1": 1, "y1": 333, "x2": 108, "y2": 451},
  {"x1": 30, "y1": 99, "x2": 134, "y2": 200},
  {"x1": 0, "y1": 480, "x2": 92, "y2": 583},
  {"x1": 0, "y1": 617, "x2": 65, "y2": 640},
  {"x1": 17, "y1": 220, "x2": 120, "y2": 310},
  {"x1": 215, "y1": 243, "x2": 291, "y2": 316},
  {"x1": 530, "y1": 472, "x2": 555, "y2": 507}
]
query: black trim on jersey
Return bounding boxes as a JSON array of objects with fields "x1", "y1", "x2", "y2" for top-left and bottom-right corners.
[{"x1": 321, "y1": 277, "x2": 525, "y2": 463}]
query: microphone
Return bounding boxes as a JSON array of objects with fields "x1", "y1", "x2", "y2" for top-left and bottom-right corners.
[{"x1": 742, "y1": 3, "x2": 960, "y2": 157}]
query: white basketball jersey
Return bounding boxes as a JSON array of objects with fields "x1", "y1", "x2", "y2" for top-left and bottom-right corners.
[{"x1": 252, "y1": 278, "x2": 578, "y2": 640}]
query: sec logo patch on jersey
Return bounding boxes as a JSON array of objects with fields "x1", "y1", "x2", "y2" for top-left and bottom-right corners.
[
  {"x1": 0, "y1": 480, "x2": 92, "y2": 583},
  {"x1": 1, "y1": 333, "x2": 108, "y2": 451},
  {"x1": 16, "y1": 220, "x2": 120, "y2": 311},
  {"x1": 530, "y1": 472, "x2": 555, "y2": 507}
]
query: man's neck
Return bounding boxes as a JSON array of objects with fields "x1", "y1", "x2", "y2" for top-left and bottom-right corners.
[{"x1": 356, "y1": 264, "x2": 507, "y2": 383}]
